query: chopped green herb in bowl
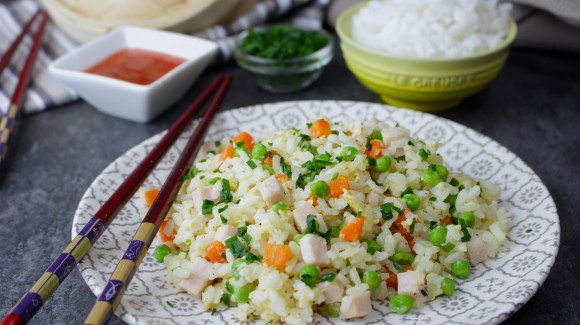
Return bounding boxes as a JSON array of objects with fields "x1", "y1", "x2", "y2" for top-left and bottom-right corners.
[{"x1": 234, "y1": 25, "x2": 333, "y2": 93}]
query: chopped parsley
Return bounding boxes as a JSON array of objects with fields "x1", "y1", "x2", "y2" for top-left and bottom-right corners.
[
  {"x1": 237, "y1": 226, "x2": 248, "y2": 237},
  {"x1": 201, "y1": 200, "x2": 214, "y2": 215},
  {"x1": 392, "y1": 262, "x2": 405, "y2": 273},
  {"x1": 418, "y1": 148, "x2": 430, "y2": 161},
  {"x1": 246, "y1": 159, "x2": 257, "y2": 170},
  {"x1": 220, "y1": 215, "x2": 228, "y2": 224},
  {"x1": 219, "y1": 179, "x2": 233, "y2": 203},
  {"x1": 459, "y1": 218, "x2": 472, "y2": 242},
  {"x1": 380, "y1": 202, "x2": 402, "y2": 221},
  {"x1": 306, "y1": 214, "x2": 320, "y2": 234},
  {"x1": 281, "y1": 160, "x2": 292, "y2": 179},
  {"x1": 365, "y1": 239, "x2": 381, "y2": 255},
  {"x1": 429, "y1": 221, "x2": 438, "y2": 230},
  {"x1": 410, "y1": 218, "x2": 416, "y2": 234},
  {"x1": 166, "y1": 301, "x2": 174, "y2": 308},
  {"x1": 225, "y1": 236, "x2": 247, "y2": 258},
  {"x1": 218, "y1": 204, "x2": 229, "y2": 213},
  {"x1": 225, "y1": 282, "x2": 234, "y2": 293}
]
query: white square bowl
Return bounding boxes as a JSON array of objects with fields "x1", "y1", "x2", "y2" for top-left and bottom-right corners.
[{"x1": 49, "y1": 26, "x2": 218, "y2": 122}]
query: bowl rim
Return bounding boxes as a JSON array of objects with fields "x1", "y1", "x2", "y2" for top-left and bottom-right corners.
[
  {"x1": 233, "y1": 25, "x2": 334, "y2": 66},
  {"x1": 49, "y1": 26, "x2": 218, "y2": 92},
  {"x1": 336, "y1": 2, "x2": 518, "y2": 62}
]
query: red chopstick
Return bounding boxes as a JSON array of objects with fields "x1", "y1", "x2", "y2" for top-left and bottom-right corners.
[
  {"x1": 0, "y1": 10, "x2": 48, "y2": 166},
  {"x1": 0, "y1": 74, "x2": 227, "y2": 325},
  {"x1": 0, "y1": 9, "x2": 42, "y2": 75},
  {"x1": 83, "y1": 75, "x2": 233, "y2": 325}
]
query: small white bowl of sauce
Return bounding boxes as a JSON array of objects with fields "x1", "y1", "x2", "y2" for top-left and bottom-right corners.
[{"x1": 49, "y1": 26, "x2": 218, "y2": 122}]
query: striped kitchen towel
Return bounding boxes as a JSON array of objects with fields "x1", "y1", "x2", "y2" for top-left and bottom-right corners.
[
  {"x1": 0, "y1": 0, "x2": 328, "y2": 115},
  {"x1": 0, "y1": 0, "x2": 77, "y2": 115}
]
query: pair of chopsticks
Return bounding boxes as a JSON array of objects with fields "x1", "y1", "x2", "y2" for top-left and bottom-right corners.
[
  {"x1": 0, "y1": 9, "x2": 49, "y2": 167},
  {"x1": 1, "y1": 74, "x2": 232, "y2": 325}
]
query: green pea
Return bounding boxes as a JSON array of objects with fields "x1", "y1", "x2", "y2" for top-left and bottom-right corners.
[
  {"x1": 374, "y1": 156, "x2": 392, "y2": 173},
  {"x1": 370, "y1": 129, "x2": 383, "y2": 140},
  {"x1": 271, "y1": 202, "x2": 288, "y2": 214},
  {"x1": 390, "y1": 251, "x2": 414, "y2": 265},
  {"x1": 436, "y1": 165, "x2": 449, "y2": 181},
  {"x1": 232, "y1": 259, "x2": 250, "y2": 280},
  {"x1": 440, "y1": 277, "x2": 455, "y2": 296},
  {"x1": 390, "y1": 294, "x2": 414, "y2": 314},
  {"x1": 234, "y1": 145, "x2": 250, "y2": 157},
  {"x1": 362, "y1": 271, "x2": 382, "y2": 290},
  {"x1": 403, "y1": 193, "x2": 420, "y2": 211},
  {"x1": 299, "y1": 265, "x2": 320, "y2": 287},
  {"x1": 422, "y1": 169, "x2": 441, "y2": 186},
  {"x1": 252, "y1": 143, "x2": 267, "y2": 160},
  {"x1": 456, "y1": 211, "x2": 475, "y2": 228},
  {"x1": 234, "y1": 284, "x2": 251, "y2": 303},
  {"x1": 451, "y1": 260, "x2": 471, "y2": 279},
  {"x1": 311, "y1": 180, "x2": 330, "y2": 198},
  {"x1": 154, "y1": 244, "x2": 172, "y2": 262},
  {"x1": 341, "y1": 146, "x2": 358, "y2": 162},
  {"x1": 429, "y1": 226, "x2": 447, "y2": 247}
]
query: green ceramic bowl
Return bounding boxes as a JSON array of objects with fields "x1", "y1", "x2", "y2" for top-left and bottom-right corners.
[{"x1": 336, "y1": 2, "x2": 517, "y2": 111}]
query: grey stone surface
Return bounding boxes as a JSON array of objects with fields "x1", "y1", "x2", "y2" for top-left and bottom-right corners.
[{"x1": 0, "y1": 43, "x2": 579, "y2": 325}]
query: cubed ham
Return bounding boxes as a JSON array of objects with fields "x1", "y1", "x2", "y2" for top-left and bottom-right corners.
[
  {"x1": 292, "y1": 202, "x2": 328, "y2": 233},
  {"x1": 192, "y1": 185, "x2": 220, "y2": 214},
  {"x1": 467, "y1": 235, "x2": 488, "y2": 266},
  {"x1": 340, "y1": 291, "x2": 372, "y2": 319},
  {"x1": 383, "y1": 127, "x2": 408, "y2": 148},
  {"x1": 367, "y1": 117, "x2": 380, "y2": 129},
  {"x1": 321, "y1": 281, "x2": 344, "y2": 304},
  {"x1": 182, "y1": 257, "x2": 212, "y2": 297},
  {"x1": 258, "y1": 175, "x2": 286, "y2": 207},
  {"x1": 214, "y1": 225, "x2": 237, "y2": 244},
  {"x1": 397, "y1": 270, "x2": 421, "y2": 298},
  {"x1": 300, "y1": 234, "x2": 329, "y2": 266}
]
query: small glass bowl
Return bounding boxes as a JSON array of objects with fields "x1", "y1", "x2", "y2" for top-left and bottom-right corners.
[{"x1": 233, "y1": 27, "x2": 334, "y2": 93}]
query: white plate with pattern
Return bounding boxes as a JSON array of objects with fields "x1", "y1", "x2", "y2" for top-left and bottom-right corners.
[{"x1": 72, "y1": 101, "x2": 560, "y2": 325}]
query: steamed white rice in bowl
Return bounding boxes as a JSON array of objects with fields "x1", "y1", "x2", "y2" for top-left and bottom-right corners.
[
  {"x1": 351, "y1": 0, "x2": 512, "y2": 58},
  {"x1": 147, "y1": 117, "x2": 508, "y2": 324}
]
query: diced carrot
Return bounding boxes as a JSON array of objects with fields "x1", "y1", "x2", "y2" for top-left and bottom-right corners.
[
  {"x1": 329, "y1": 175, "x2": 350, "y2": 198},
  {"x1": 206, "y1": 240, "x2": 227, "y2": 263},
  {"x1": 263, "y1": 243, "x2": 292, "y2": 268},
  {"x1": 364, "y1": 139, "x2": 384, "y2": 158},
  {"x1": 263, "y1": 150, "x2": 278, "y2": 167},
  {"x1": 386, "y1": 268, "x2": 398, "y2": 290},
  {"x1": 233, "y1": 132, "x2": 254, "y2": 152},
  {"x1": 277, "y1": 173, "x2": 287, "y2": 184},
  {"x1": 403, "y1": 265, "x2": 414, "y2": 272},
  {"x1": 144, "y1": 188, "x2": 159, "y2": 207},
  {"x1": 220, "y1": 145, "x2": 234, "y2": 161},
  {"x1": 309, "y1": 119, "x2": 331, "y2": 138},
  {"x1": 307, "y1": 193, "x2": 318, "y2": 207},
  {"x1": 441, "y1": 216, "x2": 453, "y2": 226},
  {"x1": 390, "y1": 210, "x2": 416, "y2": 255},
  {"x1": 159, "y1": 220, "x2": 175, "y2": 242},
  {"x1": 340, "y1": 217, "x2": 364, "y2": 242},
  {"x1": 263, "y1": 154, "x2": 273, "y2": 166}
]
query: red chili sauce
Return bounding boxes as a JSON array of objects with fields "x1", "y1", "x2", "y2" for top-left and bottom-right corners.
[{"x1": 85, "y1": 49, "x2": 186, "y2": 85}]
